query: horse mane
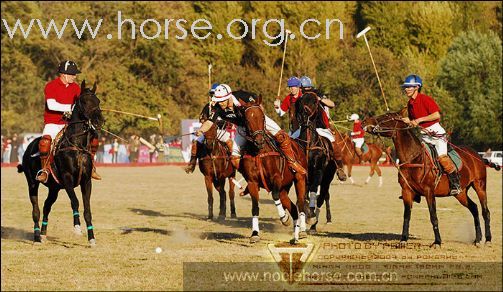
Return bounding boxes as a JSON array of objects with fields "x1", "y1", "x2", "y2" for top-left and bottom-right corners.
[{"x1": 232, "y1": 90, "x2": 261, "y2": 106}]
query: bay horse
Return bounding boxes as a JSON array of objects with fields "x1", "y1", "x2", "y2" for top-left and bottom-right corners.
[
  {"x1": 237, "y1": 91, "x2": 310, "y2": 244},
  {"x1": 332, "y1": 129, "x2": 384, "y2": 186},
  {"x1": 362, "y1": 109, "x2": 497, "y2": 247},
  {"x1": 295, "y1": 91, "x2": 338, "y2": 233},
  {"x1": 197, "y1": 108, "x2": 237, "y2": 220},
  {"x1": 17, "y1": 80, "x2": 104, "y2": 246}
]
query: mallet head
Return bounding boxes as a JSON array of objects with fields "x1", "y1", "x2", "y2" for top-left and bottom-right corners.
[{"x1": 357, "y1": 27, "x2": 371, "y2": 39}]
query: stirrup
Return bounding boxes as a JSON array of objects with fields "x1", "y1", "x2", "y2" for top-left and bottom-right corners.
[
  {"x1": 336, "y1": 168, "x2": 347, "y2": 181},
  {"x1": 36, "y1": 169, "x2": 49, "y2": 183}
]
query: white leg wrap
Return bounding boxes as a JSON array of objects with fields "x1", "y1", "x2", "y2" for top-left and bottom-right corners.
[
  {"x1": 252, "y1": 216, "x2": 259, "y2": 232},
  {"x1": 309, "y1": 192, "x2": 317, "y2": 208},
  {"x1": 365, "y1": 176, "x2": 371, "y2": 184},
  {"x1": 315, "y1": 207, "x2": 320, "y2": 220},
  {"x1": 379, "y1": 176, "x2": 383, "y2": 187},
  {"x1": 294, "y1": 220, "x2": 300, "y2": 241},
  {"x1": 349, "y1": 177, "x2": 354, "y2": 184},
  {"x1": 274, "y1": 200, "x2": 286, "y2": 218},
  {"x1": 299, "y1": 212, "x2": 306, "y2": 232}
]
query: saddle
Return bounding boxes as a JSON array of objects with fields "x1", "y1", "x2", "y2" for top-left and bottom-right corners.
[{"x1": 423, "y1": 142, "x2": 463, "y2": 173}]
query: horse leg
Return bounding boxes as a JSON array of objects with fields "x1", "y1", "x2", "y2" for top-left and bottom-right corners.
[
  {"x1": 204, "y1": 175, "x2": 214, "y2": 220},
  {"x1": 40, "y1": 187, "x2": 60, "y2": 240},
  {"x1": 293, "y1": 178, "x2": 307, "y2": 239},
  {"x1": 272, "y1": 189, "x2": 289, "y2": 226},
  {"x1": 28, "y1": 183, "x2": 42, "y2": 243},
  {"x1": 454, "y1": 190, "x2": 482, "y2": 246},
  {"x1": 425, "y1": 193, "x2": 442, "y2": 247},
  {"x1": 278, "y1": 189, "x2": 300, "y2": 244},
  {"x1": 375, "y1": 164, "x2": 383, "y2": 187},
  {"x1": 400, "y1": 188, "x2": 414, "y2": 245},
  {"x1": 248, "y1": 183, "x2": 260, "y2": 243},
  {"x1": 320, "y1": 166, "x2": 336, "y2": 224},
  {"x1": 472, "y1": 179, "x2": 491, "y2": 244},
  {"x1": 228, "y1": 177, "x2": 237, "y2": 218},
  {"x1": 61, "y1": 175, "x2": 83, "y2": 235},
  {"x1": 216, "y1": 178, "x2": 227, "y2": 220},
  {"x1": 80, "y1": 179, "x2": 95, "y2": 246},
  {"x1": 347, "y1": 163, "x2": 354, "y2": 184},
  {"x1": 365, "y1": 162, "x2": 374, "y2": 184}
]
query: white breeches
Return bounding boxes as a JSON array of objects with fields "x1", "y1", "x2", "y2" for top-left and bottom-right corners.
[
  {"x1": 287, "y1": 127, "x2": 334, "y2": 142},
  {"x1": 42, "y1": 124, "x2": 65, "y2": 139},
  {"x1": 420, "y1": 122, "x2": 447, "y2": 156},
  {"x1": 198, "y1": 128, "x2": 230, "y2": 143},
  {"x1": 352, "y1": 138, "x2": 364, "y2": 148}
]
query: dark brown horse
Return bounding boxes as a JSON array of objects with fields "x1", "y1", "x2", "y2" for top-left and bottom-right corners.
[
  {"x1": 332, "y1": 129, "x2": 384, "y2": 186},
  {"x1": 238, "y1": 92, "x2": 310, "y2": 244},
  {"x1": 197, "y1": 122, "x2": 237, "y2": 220},
  {"x1": 363, "y1": 109, "x2": 497, "y2": 247}
]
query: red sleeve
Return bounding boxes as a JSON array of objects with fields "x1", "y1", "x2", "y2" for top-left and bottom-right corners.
[
  {"x1": 424, "y1": 95, "x2": 440, "y2": 114},
  {"x1": 44, "y1": 82, "x2": 54, "y2": 100},
  {"x1": 353, "y1": 123, "x2": 359, "y2": 132},
  {"x1": 280, "y1": 95, "x2": 291, "y2": 112}
]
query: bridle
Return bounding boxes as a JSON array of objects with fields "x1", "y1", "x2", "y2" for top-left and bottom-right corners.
[
  {"x1": 365, "y1": 114, "x2": 414, "y2": 139},
  {"x1": 243, "y1": 104, "x2": 268, "y2": 144}
]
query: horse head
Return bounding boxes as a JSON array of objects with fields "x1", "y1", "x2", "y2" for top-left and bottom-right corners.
[
  {"x1": 362, "y1": 108, "x2": 409, "y2": 138},
  {"x1": 295, "y1": 91, "x2": 319, "y2": 127},
  {"x1": 72, "y1": 80, "x2": 105, "y2": 131},
  {"x1": 236, "y1": 90, "x2": 266, "y2": 149}
]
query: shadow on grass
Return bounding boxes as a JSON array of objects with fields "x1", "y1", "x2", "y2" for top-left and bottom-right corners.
[
  {"x1": 120, "y1": 227, "x2": 172, "y2": 236},
  {"x1": 1, "y1": 226, "x2": 32, "y2": 241}
]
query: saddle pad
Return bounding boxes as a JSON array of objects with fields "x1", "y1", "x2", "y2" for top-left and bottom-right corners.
[
  {"x1": 423, "y1": 142, "x2": 462, "y2": 171},
  {"x1": 361, "y1": 143, "x2": 369, "y2": 154}
]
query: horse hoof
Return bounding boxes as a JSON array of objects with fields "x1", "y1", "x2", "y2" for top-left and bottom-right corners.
[
  {"x1": 231, "y1": 213, "x2": 237, "y2": 219},
  {"x1": 280, "y1": 213, "x2": 291, "y2": 226},
  {"x1": 399, "y1": 241, "x2": 407, "y2": 247},
  {"x1": 429, "y1": 243, "x2": 441, "y2": 249},
  {"x1": 474, "y1": 241, "x2": 482, "y2": 248},
  {"x1": 290, "y1": 238, "x2": 299, "y2": 245},
  {"x1": 40, "y1": 235, "x2": 47, "y2": 242},
  {"x1": 306, "y1": 217, "x2": 317, "y2": 225},
  {"x1": 307, "y1": 229, "x2": 317, "y2": 235},
  {"x1": 206, "y1": 216, "x2": 213, "y2": 221},
  {"x1": 33, "y1": 241, "x2": 43, "y2": 245},
  {"x1": 89, "y1": 239, "x2": 96, "y2": 247},
  {"x1": 218, "y1": 215, "x2": 225, "y2": 221},
  {"x1": 250, "y1": 235, "x2": 260, "y2": 243},
  {"x1": 299, "y1": 231, "x2": 307, "y2": 239},
  {"x1": 326, "y1": 220, "x2": 332, "y2": 225},
  {"x1": 485, "y1": 241, "x2": 492, "y2": 247},
  {"x1": 73, "y1": 225, "x2": 83, "y2": 235}
]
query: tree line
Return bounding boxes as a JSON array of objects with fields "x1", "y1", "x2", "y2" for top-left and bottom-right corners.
[{"x1": 1, "y1": 1, "x2": 501, "y2": 150}]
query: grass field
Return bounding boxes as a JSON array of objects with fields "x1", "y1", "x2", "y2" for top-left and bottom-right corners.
[{"x1": 1, "y1": 165, "x2": 501, "y2": 290}]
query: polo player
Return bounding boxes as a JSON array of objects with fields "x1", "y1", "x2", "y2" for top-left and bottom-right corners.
[{"x1": 349, "y1": 113, "x2": 365, "y2": 156}]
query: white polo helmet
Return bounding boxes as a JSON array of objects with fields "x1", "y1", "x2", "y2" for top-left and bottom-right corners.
[
  {"x1": 350, "y1": 113, "x2": 360, "y2": 121},
  {"x1": 212, "y1": 84, "x2": 233, "y2": 102}
]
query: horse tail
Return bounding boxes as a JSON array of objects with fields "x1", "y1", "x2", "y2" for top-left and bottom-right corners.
[{"x1": 17, "y1": 164, "x2": 24, "y2": 173}]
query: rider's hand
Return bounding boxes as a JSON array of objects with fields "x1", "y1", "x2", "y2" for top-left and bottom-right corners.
[
  {"x1": 410, "y1": 119, "x2": 419, "y2": 127},
  {"x1": 63, "y1": 111, "x2": 72, "y2": 120},
  {"x1": 195, "y1": 130, "x2": 203, "y2": 137},
  {"x1": 350, "y1": 132, "x2": 355, "y2": 136},
  {"x1": 401, "y1": 117, "x2": 411, "y2": 124},
  {"x1": 274, "y1": 99, "x2": 281, "y2": 109}
]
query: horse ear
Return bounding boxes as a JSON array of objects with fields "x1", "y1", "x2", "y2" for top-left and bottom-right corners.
[
  {"x1": 256, "y1": 95, "x2": 263, "y2": 105},
  {"x1": 91, "y1": 81, "x2": 97, "y2": 93},
  {"x1": 81, "y1": 80, "x2": 86, "y2": 90}
]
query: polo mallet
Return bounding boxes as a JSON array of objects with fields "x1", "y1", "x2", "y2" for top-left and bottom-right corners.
[
  {"x1": 357, "y1": 27, "x2": 389, "y2": 112},
  {"x1": 208, "y1": 63, "x2": 212, "y2": 114},
  {"x1": 276, "y1": 29, "x2": 292, "y2": 99}
]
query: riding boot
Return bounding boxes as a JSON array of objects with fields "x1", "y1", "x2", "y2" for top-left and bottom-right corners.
[
  {"x1": 355, "y1": 147, "x2": 363, "y2": 157},
  {"x1": 438, "y1": 154, "x2": 461, "y2": 196},
  {"x1": 225, "y1": 139, "x2": 233, "y2": 156},
  {"x1": 331, "y1": 141, "x2": 347, "y2": 181},
  {"x1": 36, "y1": 135, "x2": 52, "y2": 183},
  {"x1": 184, "y1": 140, "x2": 198, "y2": 174},
  {"x1": 274, "y1": 130, "x2": 307, "y2": 175},
  {"x1": 230, "y1": 155, "x2": 240, "y2": 170},
  {"x1": 89, "y1": 137, "x2": 102, "y2": 180}
]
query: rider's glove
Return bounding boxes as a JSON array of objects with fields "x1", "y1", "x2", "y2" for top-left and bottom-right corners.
[{"x1": 63, "y1": 111, "x2": 72, "y2": 120}]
